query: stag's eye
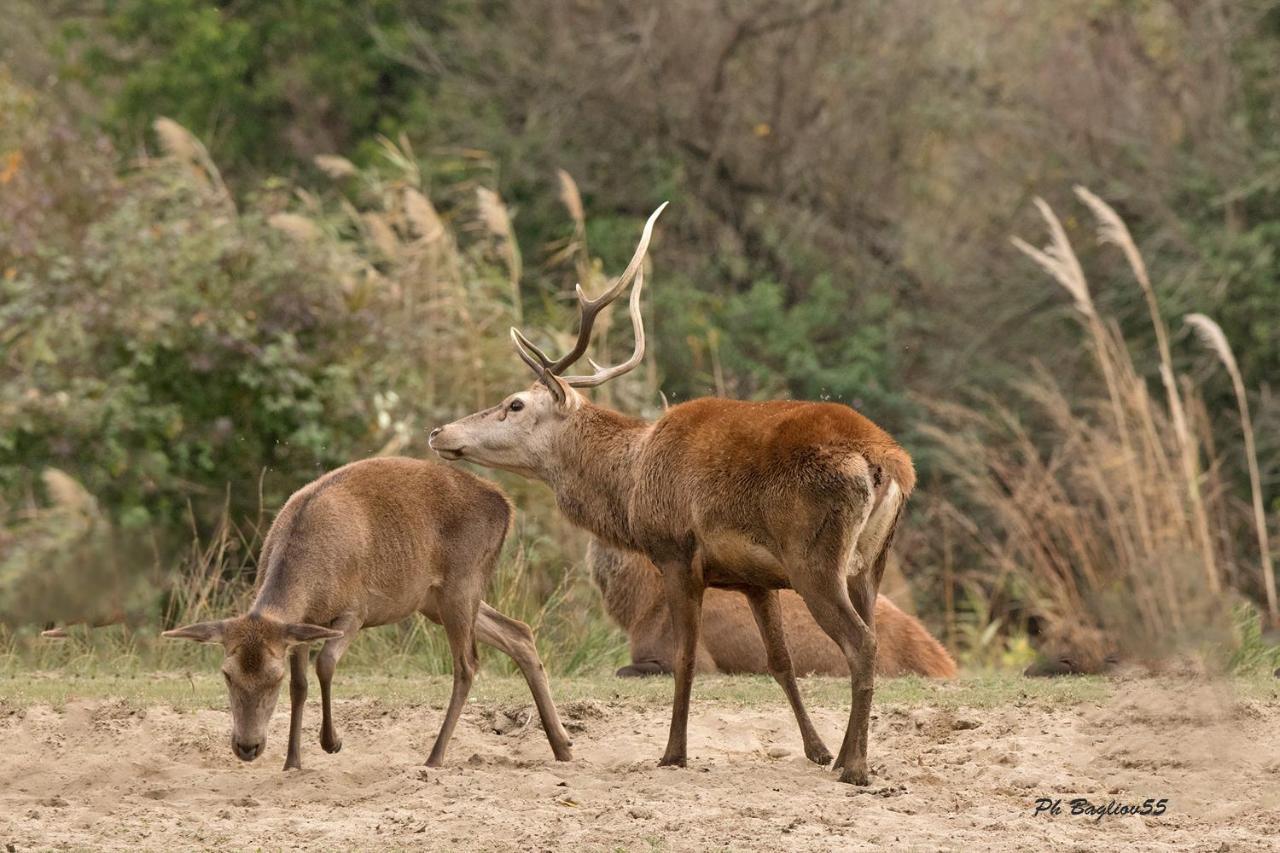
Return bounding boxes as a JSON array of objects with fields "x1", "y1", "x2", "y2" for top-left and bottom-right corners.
[{"x1": 509, "y1": 399, "x2": 524, "y2": 412}]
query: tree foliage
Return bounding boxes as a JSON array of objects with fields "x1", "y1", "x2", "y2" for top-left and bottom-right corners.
[{"x1": 2, "y1": 0, "x2": 1278, "y2": 642}]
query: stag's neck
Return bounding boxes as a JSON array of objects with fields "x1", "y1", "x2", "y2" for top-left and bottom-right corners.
[{"x1": 546, "y1": 404, "x2": 650, "y2": 550}]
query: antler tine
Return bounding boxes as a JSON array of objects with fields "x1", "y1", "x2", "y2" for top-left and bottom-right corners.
[
  {"x1": 510, "y1": 327, "x2": 556, "y2": 370},
  {"x1": 562, "y1": 262, "x2": 646, "y2": 387},
  {"x1": 510, "y1": 327, "x2": 551, "y2": 374}
]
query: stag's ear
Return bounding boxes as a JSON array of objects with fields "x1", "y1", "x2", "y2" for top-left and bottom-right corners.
[
  {"x1": 539, "y1": 372, "x2": 573, "y2": 408},
  {"x1": 283, "y1": 623, "x2": 344, "y2": 645},
  {"x1": 162, "y1": 620, "x2": 229, "y2": 644}
]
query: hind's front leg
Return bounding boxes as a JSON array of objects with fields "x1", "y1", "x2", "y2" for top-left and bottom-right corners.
[
  {"x1": 316, "y1": 613, "x2": 361, "y2": 754},
  {"x1": 284, "y1": 646, "x2": 309, "y2": 770}
]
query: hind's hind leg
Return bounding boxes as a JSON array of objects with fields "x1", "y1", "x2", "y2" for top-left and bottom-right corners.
[
  {"x1": 474, "y1": 601, "x2": 573, "y2": 761},
  {"x1": 424, "y1": 587, "x2": 481, "y2": 767},
  {"x1": 316, "y1": 612, "x2": 361, "y2": 754}
]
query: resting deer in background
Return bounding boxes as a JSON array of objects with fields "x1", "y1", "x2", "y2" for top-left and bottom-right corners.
[
  {"x1": 163, "y1": 457, "x2": 573, "y2": 770},
  {"x1": 588, "y1": 541, "x2": 955, "y2": 679},
  {"x1": 430, "y1": 204, "x2": 915, "y2": 784}
]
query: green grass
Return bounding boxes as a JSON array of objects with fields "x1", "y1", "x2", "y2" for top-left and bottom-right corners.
[
  {"x1": 4, "y1": 665, "x2": 1277, "y2": 713},
  {"x1": 0, "y1": 670, "x2": 1124, "y2": 711},
  {"x1": 0, "y1": 611, "x2": 631, "y2": 680}
]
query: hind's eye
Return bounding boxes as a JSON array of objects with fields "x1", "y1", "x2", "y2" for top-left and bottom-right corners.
[{"x1": 509, "y1": 399, "x2": 524, "y2": 412}]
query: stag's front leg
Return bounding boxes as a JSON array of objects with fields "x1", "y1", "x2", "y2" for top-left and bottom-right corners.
[
  {"x1": 744, "y1": 588, "x2": 833, "y2": 766},
  {"x1": 316, "y1": 613, "x2": 361, "y2": 754},
  {"x1": 284, "y1": 646, "x2": 309, "y2": 770},
  {"x1": 657, "y1": 560, "x2": 704, "y2": 768}
]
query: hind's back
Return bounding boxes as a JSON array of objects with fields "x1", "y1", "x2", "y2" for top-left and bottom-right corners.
[{"x1": 256, "y1": 457, "x2": 510, "y2": 626}]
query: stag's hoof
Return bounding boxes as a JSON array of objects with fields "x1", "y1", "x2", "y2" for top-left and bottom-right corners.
[
  {"x1": 283, "y1": 758, "x2": 302, "y2": 771},
  {"x1": 806, "y1": 744, "x2": 835, "y2": 766},
  {"x1": 322, "y1": 736, "x2": 342, "y2": 754},
  {"x1": 837, "y1": 766, "x2": 870, "y2": 786},
  {"x1": 657, "y1": 754, "x2": 687, "y2": 768}
]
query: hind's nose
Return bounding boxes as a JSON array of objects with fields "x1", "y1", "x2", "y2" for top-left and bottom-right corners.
[
  {"x1": 428, "y1": 426, "x2": 442, "y2": 442},
  {"x1": 233, "y1": 740, "x2": 264, "y2": 762}
]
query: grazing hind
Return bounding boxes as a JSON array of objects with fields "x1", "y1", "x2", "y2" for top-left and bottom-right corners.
[
  {"x1": 163, "y1": 456, "x2": 573, "y2": 770},
  {"x1": 589, "y1": 541, "x2": 954, "y2": 679}
]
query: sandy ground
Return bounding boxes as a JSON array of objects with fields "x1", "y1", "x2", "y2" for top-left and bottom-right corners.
[{"x1": 2, "y1": 677, "x2": 1279, "y2": 851}]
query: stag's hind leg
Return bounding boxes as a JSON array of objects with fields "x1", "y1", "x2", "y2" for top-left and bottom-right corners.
[
  {"x1": 791, "y1": 524, "x2": 878, "y2": 785},
  {"x1": 316, "y1": 613, "x2": 361, "y2": 754},
  {"x1": 474, "y1": 601, "x2": 573, "y2": 761},
  {"x1": 795, "y1": 576, "x2": 875, "y2": 784},
  {"x1": 833, "y1": 568, "x2": 882, "y2": 775},
  {"x1": 743, "y1": 588, "x2": 833, "y2": 766}
]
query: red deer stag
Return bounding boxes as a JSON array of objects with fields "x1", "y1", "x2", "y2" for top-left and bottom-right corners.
[
  {"x1": 163, "y1": 457, "x2": 573, "y2": 770},
  {"x1": 588, "y1": 540, "x2": 954, "y2": 679},
  {"x1": 429, "y1": 204, "x2": 914, "y2": 784}
]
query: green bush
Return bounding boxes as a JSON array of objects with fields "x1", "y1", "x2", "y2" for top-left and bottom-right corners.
[{"x1": 3, "y1": 158, "x2": 388, "y2": 530}]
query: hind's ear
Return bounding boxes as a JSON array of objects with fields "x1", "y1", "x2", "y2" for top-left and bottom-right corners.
[
  {"x1": 284, "y1": 623, "x2": 344, "y2": 645},
  {"x1": 162, "y1": 620, "x2": 229, "y2": 644}
]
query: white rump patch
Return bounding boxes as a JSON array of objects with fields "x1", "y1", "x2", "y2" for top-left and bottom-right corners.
[{"x1": 853, "y1": 479, "x2": 902, "y2": 572}]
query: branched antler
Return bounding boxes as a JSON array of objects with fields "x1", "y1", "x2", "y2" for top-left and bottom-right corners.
[{"x1": 511, "y1": 202, "x2": 667, "y2": 388}]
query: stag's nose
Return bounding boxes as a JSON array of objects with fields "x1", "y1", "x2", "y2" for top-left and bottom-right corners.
[
  {"x1": 429, "y1": 427, "x2": 442, "y2": 442},
  {"x1": 233, "y1": 740, "x2": 264, "y2": 762}
]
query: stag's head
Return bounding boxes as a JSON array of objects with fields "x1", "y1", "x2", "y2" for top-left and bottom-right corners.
[
  {"x1": 163, "y1": 615, "x2": 341, "y2": 761},
  {"x1": 429, "y1": 203, "x2": 666, "y2": 478}
]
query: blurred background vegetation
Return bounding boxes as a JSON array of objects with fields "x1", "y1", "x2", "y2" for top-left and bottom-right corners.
[{"x1": 1, "y1": 0, "x2": 1278, "y2": 675}]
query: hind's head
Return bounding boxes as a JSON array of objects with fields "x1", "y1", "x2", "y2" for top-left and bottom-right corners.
[{"x1": 163, "y1": 614, "x2": 341, "y2": 761}]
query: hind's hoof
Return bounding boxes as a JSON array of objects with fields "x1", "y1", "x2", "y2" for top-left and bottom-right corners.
[{"x1": 806, "y1": 746, "x2": 834, "y2": 766}]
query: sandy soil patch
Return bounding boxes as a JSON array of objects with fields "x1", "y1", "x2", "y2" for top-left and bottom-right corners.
[{"x1": 1, "y1": 678, "x2": 1278, "y2": 851}]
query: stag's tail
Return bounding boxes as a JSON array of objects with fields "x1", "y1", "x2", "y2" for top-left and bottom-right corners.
[{"x1": 867, "y1": 442, "x2": 915, "y2": 499}]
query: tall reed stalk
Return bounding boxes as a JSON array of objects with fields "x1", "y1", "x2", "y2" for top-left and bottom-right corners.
[
  {"x1": 1074, "y1": 187, "x2": 1220, "y2": 594},
  {"x1": 1185, "y1": 313, "x2": 1277, "y2": 625}
]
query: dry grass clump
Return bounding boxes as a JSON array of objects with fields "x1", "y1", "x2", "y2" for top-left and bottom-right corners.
[
  {"x1": 928, "y1": 188, "x2": 1273, "y2": 667},
  {"x1": 151, "y1": 117, "x2": 234, "y2": 213}
]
